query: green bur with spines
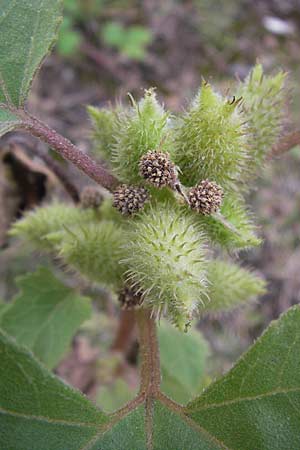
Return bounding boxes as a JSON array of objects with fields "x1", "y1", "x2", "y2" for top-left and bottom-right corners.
[{"x1": 11, "y1": 65, "x2": 285, "y2": 329}]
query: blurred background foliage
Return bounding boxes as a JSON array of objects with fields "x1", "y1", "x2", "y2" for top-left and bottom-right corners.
[{"x1": 1, "y1": 0, "x2": 300, "y2": 409}]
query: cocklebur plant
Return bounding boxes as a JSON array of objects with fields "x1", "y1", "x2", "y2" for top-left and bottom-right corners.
[
  {"x1": 1, "y1": 1, "x2": 300, "y2": 449},
  {"x1": 14, "y1": 84, "x2": 271, "y2": 329}
]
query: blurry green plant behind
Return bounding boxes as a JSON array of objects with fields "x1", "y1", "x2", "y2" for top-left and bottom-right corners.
[
  {"x1": 102, "y1": 22, "x2": 152, "y2": 60},
  {"x1": 57, "y1": 0, "x2": 152, "y2": 59}
]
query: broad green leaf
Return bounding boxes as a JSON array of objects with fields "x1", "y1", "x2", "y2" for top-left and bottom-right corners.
[
  {"x1": 187, "y1": 305, "x2": 300, "y2": 449},
  {"x1": 0, "y1": 267, "x2": 92, "y2": 369},
  {"x1": 1, "y1": 305, "x2": 300, "y2": 449},
  {"x1": 158, "y1": 321, "x2": 209, "y2": 404},
  {"x1": 0, "y1": 329, "x2": 108, "y2": 450},
  {"x1": 95, "y1": 401, "x2": 219, "y2": 450},
  {"x1": 0, "y1": 0, "x2": 62, "y2": 108}
]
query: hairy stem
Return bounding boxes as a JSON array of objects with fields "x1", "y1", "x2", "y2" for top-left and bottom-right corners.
[
  {"x1": 136, "y1": 309, "x2": 161, "y2": 396},
  {"x1": 20, "y1": 113, "x2": 119, "y2": 191},
  {"x1": 111, "y1": 310, "x2": 136, "y2": 353}
]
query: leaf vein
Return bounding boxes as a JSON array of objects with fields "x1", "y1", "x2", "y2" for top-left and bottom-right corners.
[
  {"x1": 188, "y1": 387, "x2": 300, "y2": 412},
  {"x1": 0, "y1": 407, "x2": 100, "y2": 428}
]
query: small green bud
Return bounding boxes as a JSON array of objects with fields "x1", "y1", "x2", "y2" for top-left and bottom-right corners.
[
  {"x1": 87, "y1": 105, "x2": 118, "y2": 162},
  {"x1": 193, "y1": 193, "x2": 261, "y2": 251},
  {"x1": 236, "y1": 64, "x2": 286, "y2": 168}
]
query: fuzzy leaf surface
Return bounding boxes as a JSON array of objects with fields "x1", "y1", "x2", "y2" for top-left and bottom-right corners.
[
  {"x1": 0, "y1": 329, "x2": 109, "y2": 450},
  {"x1": 0, "y1": 267, "x2": 92, "y2": 369},
  {"x1": 187, "y1": 305, "x2": 300, "y2": 449},
  {"x1": 0, "y1": 0, "x2": 62, "y2": 108},
  {"x1": 1, "y1": 306, "x2": 300, "y2": 449}
]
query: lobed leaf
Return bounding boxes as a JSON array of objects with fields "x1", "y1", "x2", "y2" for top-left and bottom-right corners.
[
  {"x1": 0, "y1": 108, "x2": 22, "y2": 136},
  {"x1": 0, "y1": 328, "x2": 109, "y2": 450},
  {"x1": 186, "y1": 305, "x2": 300, "y2": 449}
]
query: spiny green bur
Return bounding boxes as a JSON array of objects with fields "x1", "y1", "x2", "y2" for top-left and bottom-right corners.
[
  {"x1": 205, "y1": 260, "x2": 266, "y2": 313},
  {"x1": 195, "y1": 193, "x2": 262, "y2": 251},
  {"x1": 236, "y1": 64, "x2": 286, "y2": 167},
  {"x1": 57, "y1": 221, "x2": 126, "y2": 287},
  {"x1": 122, "y1": 204, "x2": 208, "y2": 329},
  {"x1": 172, "y1": 81, "x2": 249, "y2": 190},
  {"x1": 9, "y1": 202, "x2": 98, "y2": 251},
  {"x1": 87, "y1": 105, "x2": 119, "y2": 162},
  {"x1": 111, "y1": 89, "x2": 170, "y2": 183},
  {"x1": 10, "y1": 65, "x2": 286, "y2": 330}
]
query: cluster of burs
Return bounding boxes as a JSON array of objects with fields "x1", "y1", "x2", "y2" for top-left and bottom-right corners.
[{"x1": 11, "y1": 65, "x2": 286, "y2": 330}]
